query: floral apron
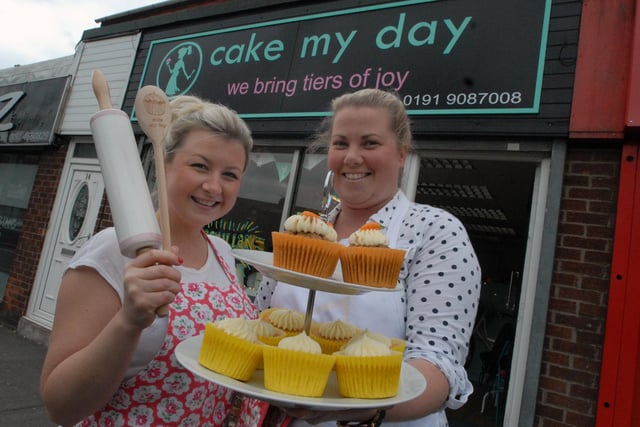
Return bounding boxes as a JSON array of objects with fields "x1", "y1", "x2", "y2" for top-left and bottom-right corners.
[{"x1": 80, "y1": 236, "x2": 280, "y2": 427}]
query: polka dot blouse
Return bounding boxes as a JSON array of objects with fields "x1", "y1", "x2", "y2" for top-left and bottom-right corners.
[{"x1": 257, "y1": 191, "x2": 481, "y2": 411}]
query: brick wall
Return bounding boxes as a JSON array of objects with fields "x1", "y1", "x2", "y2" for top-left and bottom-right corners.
[
  {"x1": 536, "y1": 144, "x2": 620, "y2": 426},
  {"x1": 94, "y1": 192, "x2": 113, "y2": 232},
  {"x1": 0, "y1": 142, "x2": 68, "y2": 326}
]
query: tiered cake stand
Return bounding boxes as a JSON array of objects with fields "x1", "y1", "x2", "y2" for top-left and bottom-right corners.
[{"x1": 175, "y1": 249, "x2": 426, "y2": 410}]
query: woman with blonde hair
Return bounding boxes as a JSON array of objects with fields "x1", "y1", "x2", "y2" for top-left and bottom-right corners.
[
  {"x1": 258, "y1": 88, "x2": 481, "y2": 427},
  {"x1": 41, "y1": 95, "x2": 286, "y2": 426}
]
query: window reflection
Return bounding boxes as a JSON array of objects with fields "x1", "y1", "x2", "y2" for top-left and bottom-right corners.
[
  {"x1": 293, "y1": 154, "x2": 337, "y2": 214},
  {"x1": 0, "y1": 162, "x2": 38, "y2": 301},
  {"x1": 155, "y1": 147, "x2": 337, "y2": 297},
  {"x1": 68, "y1": 184, "x2": 89, "y2": 241},
  {"x1": 205, "y1": 150, "x2": 295, "y2": 294}
]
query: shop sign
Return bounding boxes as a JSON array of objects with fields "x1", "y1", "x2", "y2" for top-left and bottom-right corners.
[
  {"x1": 136, "y1": 0, "x2": 551, "y2": 118},
  {"x1": 0, "y1": 77, "x2": 67, "y2": 145}
]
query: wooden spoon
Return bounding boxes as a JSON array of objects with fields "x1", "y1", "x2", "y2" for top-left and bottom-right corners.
[{"x1": 135, "y1": 86, "x2": 173, "y2": 316}]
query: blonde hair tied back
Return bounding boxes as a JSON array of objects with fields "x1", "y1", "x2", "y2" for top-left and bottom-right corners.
[
  {"x1": 164, "y1": 95, "x2": 253, "y2": 170},
  {"x1": 310, "y1": 88, "x2": 413, "y2": 153}
]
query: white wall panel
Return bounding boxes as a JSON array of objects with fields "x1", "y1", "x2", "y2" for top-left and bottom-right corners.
[{"x1": 59, "y1": 34, "x2": 141, "y2": 135}]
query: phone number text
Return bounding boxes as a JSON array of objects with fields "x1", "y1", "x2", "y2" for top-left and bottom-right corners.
[{"x1": 403, "y1": 92, "x2": 523, "y2": 107}]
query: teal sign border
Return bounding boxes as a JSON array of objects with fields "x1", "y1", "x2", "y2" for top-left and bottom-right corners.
[{"x1": 137, "y1": 0, "x2": 552, "y2": 118}]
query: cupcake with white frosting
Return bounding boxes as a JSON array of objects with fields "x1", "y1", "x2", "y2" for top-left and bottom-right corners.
[
  {"x1": 340, "y1": 222, "x2": 406, "y2": 288},
  {"x1": 271, "y1": 211, "x2": 341, "y2": 277},
  {"x1": 249, "y1": 318, "x2": 287, "y2": 346},
  {"x1": 333, "y1": 330, "x2": 404, "y2": 398},
  {"x1": 259, "y1": 307, "x2": 307, "y2": 337},
  {"x1": 310, "y1": 319, "x2": 362, "y2": 354},
  {"x1": 262, "y1": 331, "x2": 336, "y2": 397},
  {"x1": 198, "y1": 317, "x2": 263, "y2": 381},
  {"x1": 349, "y1": 328, "x2": 407, "y2": 354}
]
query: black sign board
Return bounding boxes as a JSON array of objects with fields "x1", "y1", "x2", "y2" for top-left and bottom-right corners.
[
  {"x1": 136, "y1": 0, "x2": 551, "y2": 118},
  {"x1": 0, "y1": 77, "x2": 67, "y2": 145}
]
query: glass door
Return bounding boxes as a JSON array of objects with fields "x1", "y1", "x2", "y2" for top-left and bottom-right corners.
[{"x1": 413, "y1": 152, "x2": 542, "y2": 427}]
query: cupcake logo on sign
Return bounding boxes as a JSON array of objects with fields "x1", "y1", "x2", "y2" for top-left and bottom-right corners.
[{"x1": 156, "y1": 42, "x2": 203, "y2": 97}]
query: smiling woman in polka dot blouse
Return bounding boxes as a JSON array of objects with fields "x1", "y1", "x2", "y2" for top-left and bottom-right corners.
[{"x1": 257, "y1": 88, "x2": 481, "y2": 427}]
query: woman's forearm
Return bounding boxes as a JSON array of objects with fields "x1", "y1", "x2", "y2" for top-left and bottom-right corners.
[
  {"x1": 385, "y1": 359, "x2": 449, "y2": 421},
  {"x1": 41, "y1": 311, "x2": 142, "y2": 426}
]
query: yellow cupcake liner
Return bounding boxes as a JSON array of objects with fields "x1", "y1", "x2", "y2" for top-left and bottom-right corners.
[
  {"x1": 334, "y1": 352, "x2": 403, "y2": 398},
  {"x1": 340, "y1": 246, "x2": 406, "y2": 288},
  {"x1": 272, "y1": 232, "x2": 341, "y2": 277},
  {"x1": 262, "y1": 346, "x2": 336, "y2": 397},
  {"x1": 255, "y1": 332, "x2": 287, "y2": 369},
  {"x1": 198, "y1": 323, "x2": 262, "y2": 382}
]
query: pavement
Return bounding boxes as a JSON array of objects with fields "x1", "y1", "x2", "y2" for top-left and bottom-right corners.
[{"x1": 0, "y1": 322, "x2": 55, "y2": 426}]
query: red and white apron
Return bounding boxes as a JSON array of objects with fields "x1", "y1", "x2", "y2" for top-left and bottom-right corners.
[{"x1": 80, "y1": 237, "x2": 286, "y2": 427}]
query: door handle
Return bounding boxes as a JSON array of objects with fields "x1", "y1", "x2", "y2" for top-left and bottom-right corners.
[{"x1": 75, "y1": 234, "x2": 92, "y2": 244}]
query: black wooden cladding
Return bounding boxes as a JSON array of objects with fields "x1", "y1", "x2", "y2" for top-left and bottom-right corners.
[{"x1": 118, "y1": 0, "x2": 581, "y2": 139}]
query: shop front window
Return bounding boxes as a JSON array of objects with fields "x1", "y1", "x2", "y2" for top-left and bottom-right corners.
[
  {"x1": 206, "y1": 149, "x2": 296, "y2": 295},
  {"x1": 0, "y1": 162, "x2": 38, "y2": 301}
]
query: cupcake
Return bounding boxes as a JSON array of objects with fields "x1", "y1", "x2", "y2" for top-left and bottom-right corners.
[
  {"x1": 259, "y1": 307, "x2": 307, "y2": 337},
  {"x1": 262, "y1": 331, "x2": 336, "y2": 397},
  {"x1": 250, "y1": 318, "x2": 287, "y2": 346},
  {"x1": 350, "y1": 329, "x2": 407, "y2": 354},
  {"x1": 310, "y1": 319, "x2": 362, "y2": 354},
  {"x1": 333, "y1": 330, "x2": 404, "y2": 398},
  {"x1": 198, "y1": 318, "x2": 263, "y2": 381},
  {"x1": 340, "y1": 222, "x2": 406, "y2": 288},
  {"x1": 272, "y1": 211, "x2": 341, "y2": 277}
]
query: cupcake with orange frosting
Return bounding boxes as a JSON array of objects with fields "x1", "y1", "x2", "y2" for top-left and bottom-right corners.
[
  {"x1": 333, "y1": 330, "x2": 404, "y2": 398},
  {"x1": 272, "y1": 211, "x2": 340, "y2": 277},
  {"x1": 262, "y1": 331, "x2": 336, "y2": 397},
  {"x1": 340, "y1": 222, "x2": 406, "y2": 288},
  {"x1": 198, "y1": 317, "x2": 263, "y2": 381}
]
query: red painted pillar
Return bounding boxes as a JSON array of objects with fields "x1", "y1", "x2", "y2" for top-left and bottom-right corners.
[{"x1": 596, "y1": 142, "x2": 640, "y2": 427}]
